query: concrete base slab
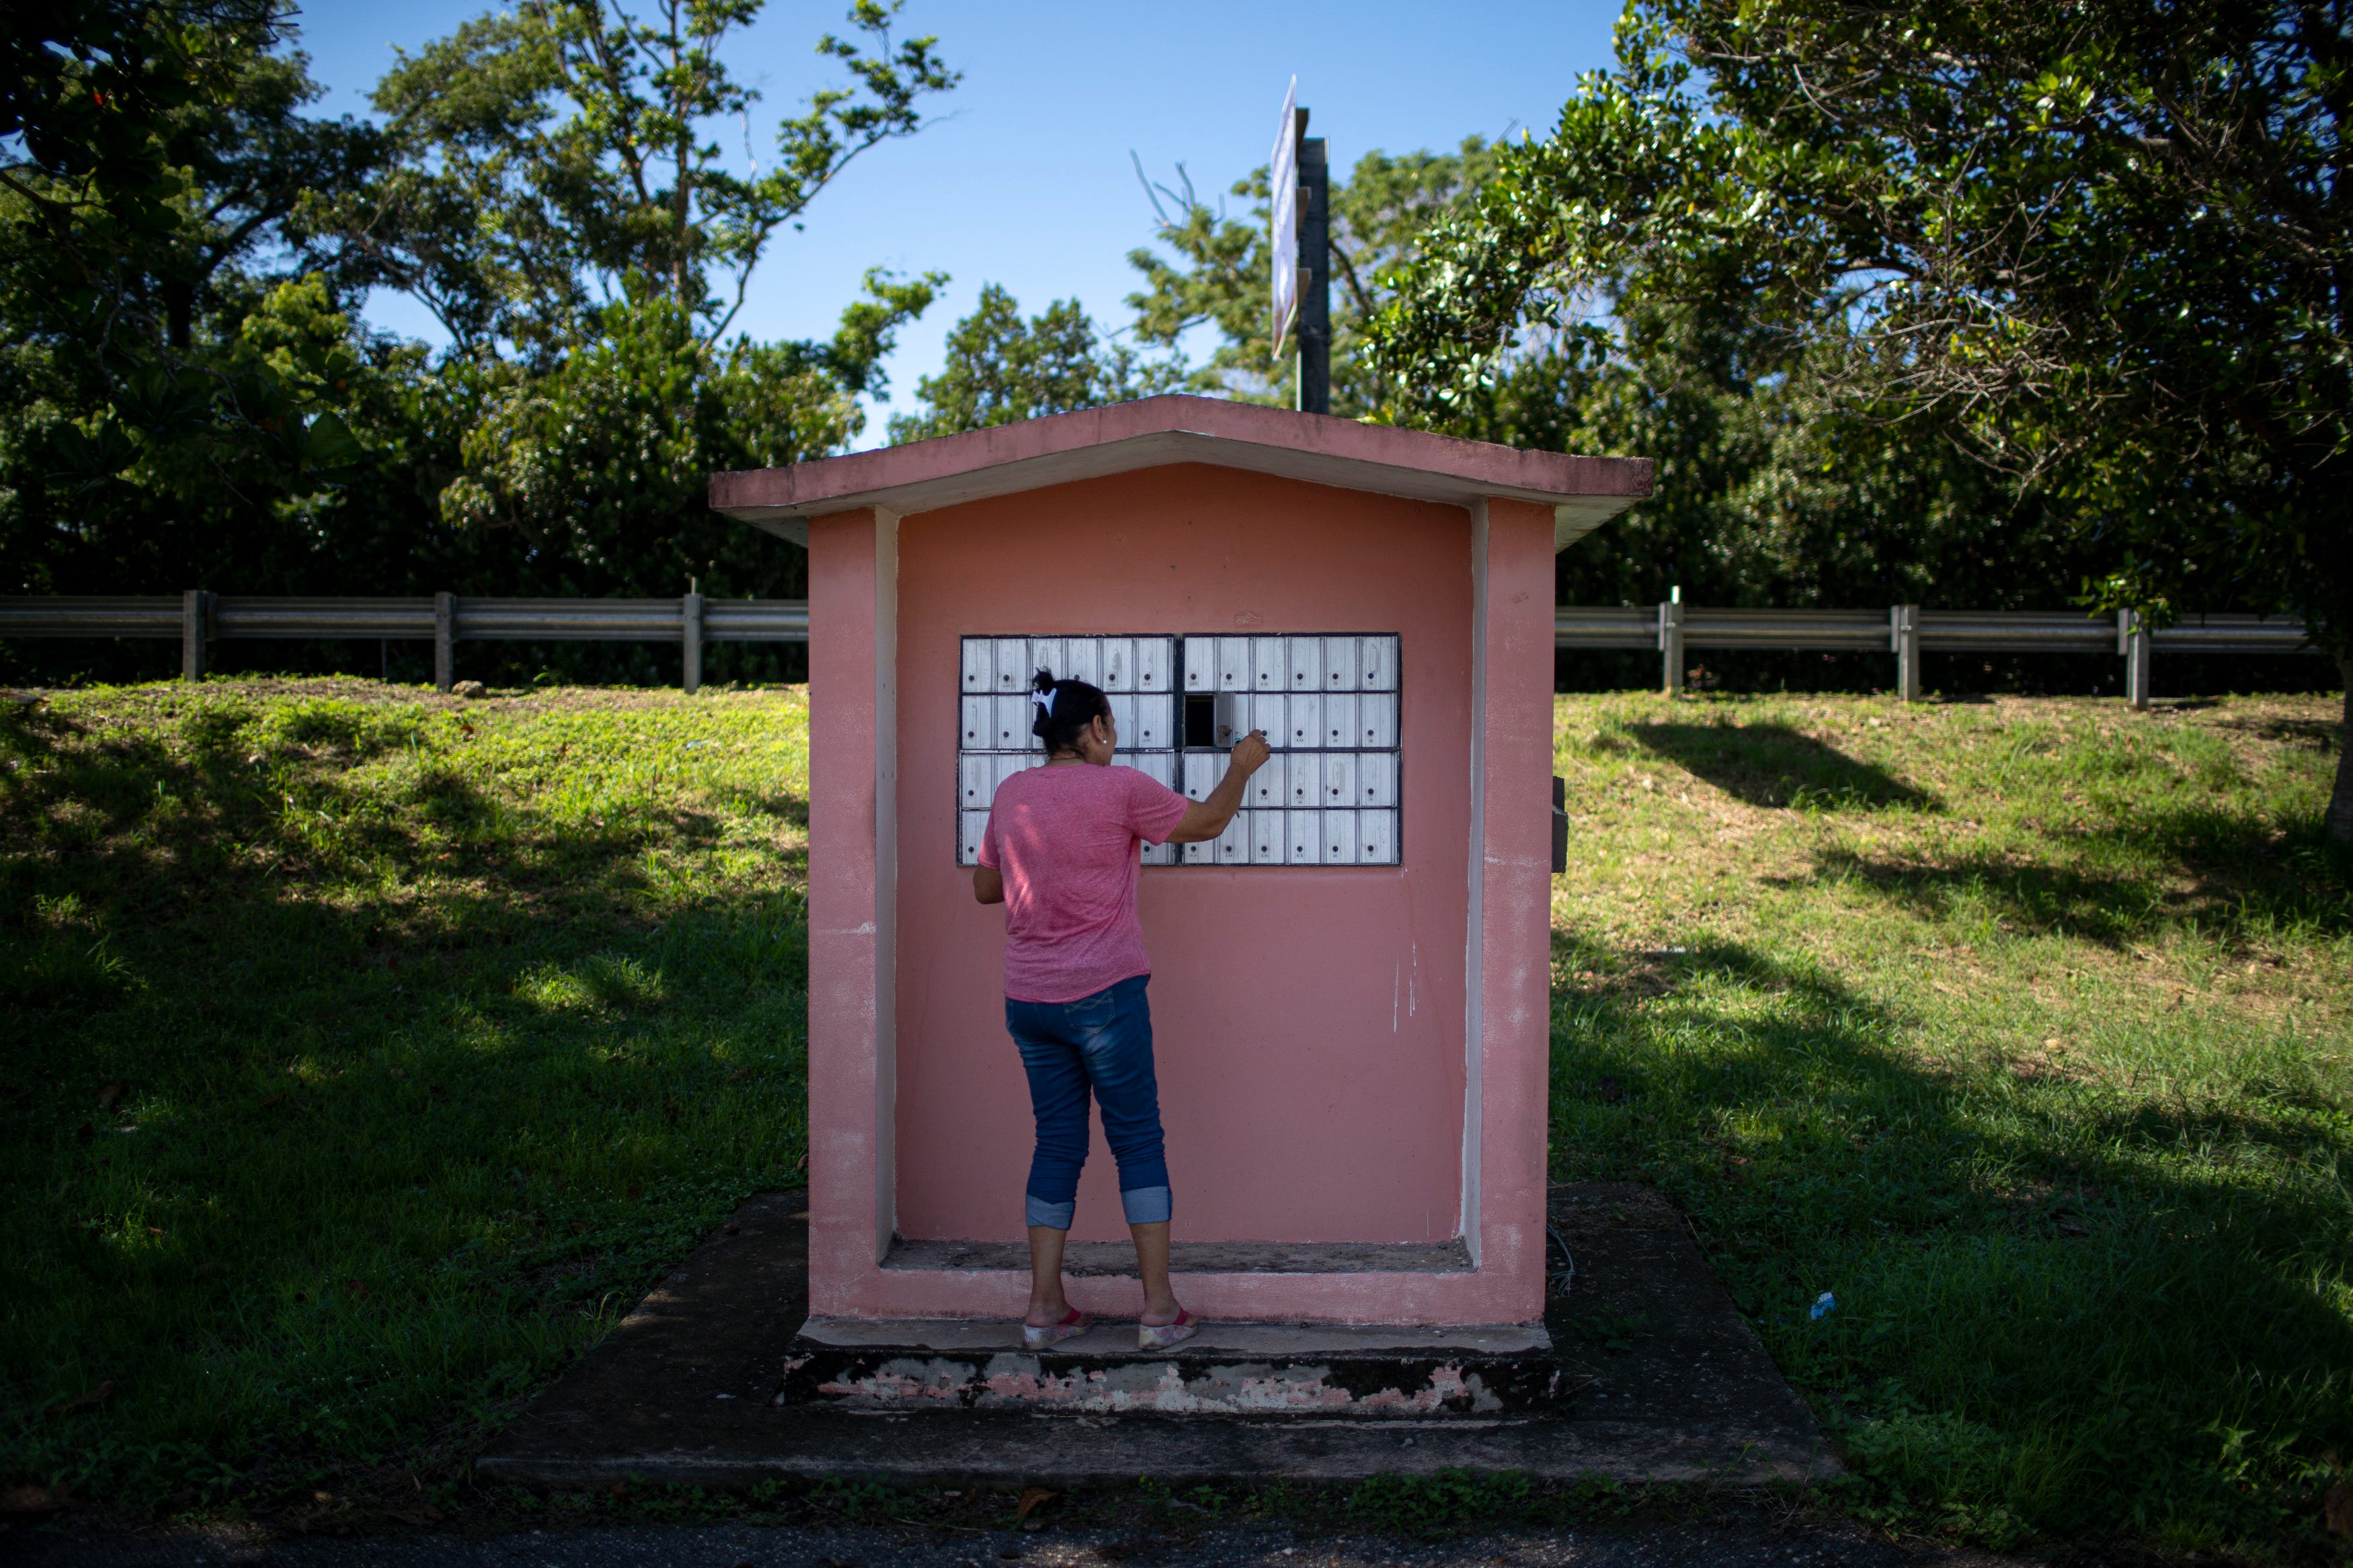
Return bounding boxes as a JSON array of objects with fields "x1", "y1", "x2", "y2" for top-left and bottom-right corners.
[{"x1": 476, "y1": 1185, "x2": 1837, "y2": 1487}]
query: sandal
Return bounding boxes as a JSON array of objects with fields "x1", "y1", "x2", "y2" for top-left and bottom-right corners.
[
  {"x1": 1138, "y1": 1308, "x2": 1197, "y2": 1351},
  {"x1": 1021, "y1": 1307, "x2": 1090, "y2": 1348}
]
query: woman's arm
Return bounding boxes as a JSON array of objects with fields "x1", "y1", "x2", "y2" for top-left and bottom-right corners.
[
  {"x1": 1166, "y1": 731, "x2": 1273, "y2": 843},
  {"x1": 973, "y1": 866, "x2": 1004, "y2": 903}
]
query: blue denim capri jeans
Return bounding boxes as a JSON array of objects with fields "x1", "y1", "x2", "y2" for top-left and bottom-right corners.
[{"x1": 1004, "y1": 974, "x2": 1171, "y2": 1230}]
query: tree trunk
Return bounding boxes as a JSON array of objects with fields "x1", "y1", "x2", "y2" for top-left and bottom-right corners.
[{"x1": 2331, "y1": 654, "x2": 2353, "y2": 848}]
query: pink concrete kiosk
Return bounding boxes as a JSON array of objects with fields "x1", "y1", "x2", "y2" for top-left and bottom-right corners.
[{"x1": 711, "y1": 396, "x2": 1651, "y2": 1413}]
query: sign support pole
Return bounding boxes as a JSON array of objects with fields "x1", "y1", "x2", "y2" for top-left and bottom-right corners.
[{"x1": 1295, "y1": 118, "x2": 1330, "y2": 416}]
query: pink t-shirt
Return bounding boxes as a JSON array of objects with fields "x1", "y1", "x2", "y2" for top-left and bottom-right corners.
[{"x1": 978, "y1": 762, "x2": 1191, "y2": 1004}]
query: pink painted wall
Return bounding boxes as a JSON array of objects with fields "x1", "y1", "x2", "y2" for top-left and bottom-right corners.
[
  {"x1": 1468, "y1": 497, "x2": 1562, "y2": 1326},
  {"x1": 805, "y1": 509, "x2": 888, "y2": 1314},
  {"x1": 893, "y1": 465, "x2": 1474, "y2": 1246}
]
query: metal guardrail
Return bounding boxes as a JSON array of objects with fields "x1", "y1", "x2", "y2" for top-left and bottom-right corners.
[
  {"x1": 0, "y1": 593, "x2": 809, "y2": 694},
  {"x1": 1564, "y1": 602, "x2": 2318, "y2": 708},
  {"x1": 0, "y1": 593, "x2": 2314, "y2": 706}
]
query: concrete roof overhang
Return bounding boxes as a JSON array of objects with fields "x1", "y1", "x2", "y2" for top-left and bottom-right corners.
[{"x1": 707, "y1": 394, "x2": 1651, "y2": 553}]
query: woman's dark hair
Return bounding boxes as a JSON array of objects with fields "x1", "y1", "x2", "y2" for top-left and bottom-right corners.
[{"x1": 1030, "y1": 667, "x2": 1111, "y2": 754}]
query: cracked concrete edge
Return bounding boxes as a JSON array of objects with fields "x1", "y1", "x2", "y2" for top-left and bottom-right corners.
[{"x1": 474, "y1": 1417, "x2": 1844, "y2": 1491}]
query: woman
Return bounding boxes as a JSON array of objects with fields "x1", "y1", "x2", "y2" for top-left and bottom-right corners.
[{"x1": 973, "y1": 667, "x2": 1271, "y2": 1350}]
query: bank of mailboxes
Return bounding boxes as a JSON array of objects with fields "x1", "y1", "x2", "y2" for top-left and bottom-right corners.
[{"x1": 957, "y1": 634, "x2": 1402, "y2": 868}]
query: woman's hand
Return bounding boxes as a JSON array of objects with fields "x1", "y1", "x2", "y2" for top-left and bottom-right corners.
[{"x1": 1166, "y1": 731, "x2": 1274, "y2": 843}]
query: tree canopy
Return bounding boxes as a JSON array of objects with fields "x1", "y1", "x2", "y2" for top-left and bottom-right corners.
[
  {"x1": 1370, "y1": 1, "x2": 2350, "y2": 656},
  {"x1": 1, "y1": 0, "x2": 957, "y2": 642}
]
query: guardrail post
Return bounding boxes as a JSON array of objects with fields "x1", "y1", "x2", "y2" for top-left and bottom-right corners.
[
  {"x1": 2120, "y1": 609, "x2": 2151, "y2": 710},
  {"x1": 1658, "y1": 597, "x2": 1684, "y2": 696},
  {"x1": 434, "y1": 592, "x2": 455, "y2": 694},
  {"x1": 1891, "y1": 604, "x2": 1921, "y2": 702},
  {"x1": 681, "y1": 591, "x2": 704, "y2": 695},
  {"x1": 180, "y1": 590, "x2": 212, "y2": 682}
]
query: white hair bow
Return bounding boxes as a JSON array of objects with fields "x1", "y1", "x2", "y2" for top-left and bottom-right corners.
[{"x1": 1032, "y1": 688, "x2": 1056, "y2": 714}]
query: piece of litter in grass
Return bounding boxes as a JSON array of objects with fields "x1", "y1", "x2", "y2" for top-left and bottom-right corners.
[{"x1": 1810, "y1": 1291, "x2": 1836, "y2": 1320}]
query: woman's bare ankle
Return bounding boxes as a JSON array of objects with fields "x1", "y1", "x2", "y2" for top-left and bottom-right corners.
[
  {"x1": 1025, "y1": 1298, "x2": 1073, "y2": 1326},
  {"x1": 1138, "y1": 1297, "x2": 1184, "y2": 1327}
]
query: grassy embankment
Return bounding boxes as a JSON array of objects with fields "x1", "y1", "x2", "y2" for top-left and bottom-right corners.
[
  {"x1": 1548, "y1": 693, "x2": 2351, "y2": 1552},
  {"x1": 1, "y1": 680, "x2": 2348, "y2": 1555},
  {"x1": 1, "y1": 682, "x2": 811, "y2": 1512}
]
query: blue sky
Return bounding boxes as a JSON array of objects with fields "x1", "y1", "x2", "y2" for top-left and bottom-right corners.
[{"x1": 293, "y1": 1, "x2": 1624, "y2": 446}]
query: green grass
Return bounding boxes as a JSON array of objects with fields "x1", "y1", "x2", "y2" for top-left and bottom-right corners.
[
  {"x1": 0, "y1": 679, "x2": 810, "y2": 1510},
  {"x1": 1550, "y1": 692, "x2": 2352, "y2": 1553},
  {"x1": 3, "y1": 679, "x2": 2348, "y2": 1556}
]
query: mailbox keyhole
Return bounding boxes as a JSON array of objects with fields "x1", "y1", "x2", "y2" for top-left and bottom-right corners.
[{"x1": 1183, "y1": 694, "x2": 1216, "y2": 748}]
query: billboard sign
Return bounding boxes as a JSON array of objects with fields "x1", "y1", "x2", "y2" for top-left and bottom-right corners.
[{"x1": 1269, "y1": 76, "x2": 1300, "y2": 354}]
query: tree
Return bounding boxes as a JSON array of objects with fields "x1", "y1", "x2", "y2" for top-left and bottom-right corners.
[
  {"x1": 1, "y1": 1, "x2": 393, "y2": 602},
  {"x1": 1124, "y1": 142, "x2": 1500, "y2": 413},
  {"x1": 888, "y1": 282, "x2": 1181, "y2": 442},
  {"x1": 444, "y1": 268, "x2": 937, "y2": 601},
  {"x1": 1371, "y1": 0, "x2": 2353, "y2": 838},
  {"x1": 327, "y1": 0, "x2": 955, "y2": 361},
  {"x1": 1121, "y1": 139, "x2": 2079, "y2": 630},
  {"x1": 304, "y1": 0, "x2": 963, "y2": 612}
]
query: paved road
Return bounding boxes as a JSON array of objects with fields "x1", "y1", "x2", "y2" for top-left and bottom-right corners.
[{"x1": 8, "y1": 1520, "x2": 2030, "y2": 1568}]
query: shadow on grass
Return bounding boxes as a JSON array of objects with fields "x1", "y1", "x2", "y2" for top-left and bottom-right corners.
[
  {"x1": 1792, "y1": 802, "x2": 2353, "y2": 946},
  {"x1": 1627, "y1": 723, "x2": 1937, "y2": 811},
  {"x1": 1547, "y1": 934, "x2": 2353, "y2": 1547},
  {"x1": 0, "y1": 696, "x2": 810, "y2": 1508}
]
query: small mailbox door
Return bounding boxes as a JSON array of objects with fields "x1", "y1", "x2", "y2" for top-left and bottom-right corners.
[
  {"x1": 1285, "y1": 694, "x2": 1320, "y2": 749},
  {"x1": 1250, "y1": 809, "x2": 1284, "y2": 864},
  {"x1": 1285, "y1": 809, "x2": 1321, "y2": 864},
  {"x1": 961, "y1": 640, "x2": 992, "y2": 692},
  {"x1": 1322, "y1": 809, "x2": 1359, "y2": 864},
  {"x1": 1181, "y1": 752, "x2": 1224, "y2": 802},
  {"x1": 1285, "y1": 635, "x2": 1324, "y2": 690},
  {"x1": 992, "y1": 637, "x2": 1028, "y2": 692},
  {"x1": 1322, "y1": 636, "x2": 1359, "y2": 690},
  {"x1": 1101, "y1": 638, "x2": 1135, "y2": 692},
  {"x1": 1359, "y1": 809, "x2": 1397, "y2": 865},
  {"x1": 959, "y1": 754, "x2": 992, "y2": 809},
  {"x1": 1062, "y1": 636, "x2": 1103, "y2": 688},
  {"x1": 1183, "y1": 637, "x2": 1215, "y2": 692},
  {"x1": 992, "y1": 694, "x2": 1029, "y2": 750},
  {"x1": 1248, "y1": 755, "x2": 1283, "y2": 809},
  {"x1": 1321, "y1": 751, "x2": 1357, "y2": 807},
  {"x1": 1135, "y1": 637, "x2": 1172, "y2": 693},
  {"x1": 1133, "y1": 694, "x2": 1172, "y2": 751},
  {"x1": 960, "y1": 696, "x2": 990, "y2": 750},
  {"x1": 1285, "y1": 753, "x2": 1318, "y2": 809},
  {"x1": 1218, "y1": 637, "x2": 1250, "y2": 691},
  {"x1": 1251, "y1": 636, "x2": 1285, "y2": 690},
  {"x1": 1357, "y1": 751, "x2": 1397, "y2": 807},
  {"x1": 1321, "y1": 693, "x2": 1357, "y2": 749}
]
